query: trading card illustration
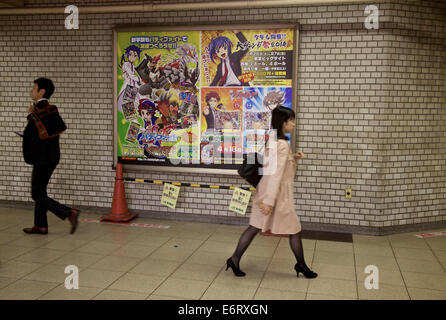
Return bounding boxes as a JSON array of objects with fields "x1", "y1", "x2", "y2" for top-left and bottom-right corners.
[
  {"x1": 122, "y1": 100, "x2": 138, "y2": 121},
  {"x1": 200, "y1": 141, "x2": 214, "y2": 164},
  {"x1": 123, "y1": 85, "x2": 139, "y2": 102},
  {"x1": 179, "y1": 100, "x2": 199, "y2": 120},
  {"x1": 215, "y1": 110, "x2": 241, "y2": 130},
  {"x1": 245, "y1": 111, "x2": 271, "y2": 130},
  {"x1": 126, "y1": 121, "x2": 141, "y2": 144}
]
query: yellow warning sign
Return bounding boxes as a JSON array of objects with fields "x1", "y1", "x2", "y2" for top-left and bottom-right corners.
[
  {"x1": 229, "y1": 187, "x2": 252, "y2": 215},
  {"x1": 161, "y1": 183, "x2": 181, "y2": 209}
]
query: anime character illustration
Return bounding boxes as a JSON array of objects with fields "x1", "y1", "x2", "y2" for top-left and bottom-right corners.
[
  {"x1": 202, "y1": 91, "x2": 224, "y2": 133},
  {"x1": 180, "y1": 115, "x2": 198, "y2": 129},
  {"x1": 120, "y1": 45, "x2": 141, "y2": 90},
  {"x1": 263, "y1": 90, "x2": 285, "y2": 111},
  {"x1": 208, "y1": 30, "x2": 250, "y2": 87},
  {"x1": 118, "y1": 45, "x2": 141, "y2": 112},
  {"x1": 136, "y1": 53, "x2": 171, "y2": 98},
  {"x1": 168, "y1": 100, "x2": 180, "y2": 124},
  {"x1": 138, "y1": 99, "x2": 158, "y2": 129},
  {"x1": 242, "y1": 88, "x2": 291, "y2": 154},
  {"x1": 137, "y1": 98, "x2": 178, "y2": 160},
  {"x1": 162, "y1": 43, "x2": 200, "y2": 89},
  {"x1": 136, "y1": 43, "x2": 200, "y2": 98},
  {"x1": 153, "y1": 92, "x2": 180, "y2": 129}
]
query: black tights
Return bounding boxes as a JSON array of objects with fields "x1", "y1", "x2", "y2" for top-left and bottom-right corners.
[
  {"x1": 230, "y1": 225, "x2": 307, "y2": 268},
  {"x1": 231, "y1": 225, "x2": 260, "y2": 268},
  {"x1": 289, "y1": 232, "x2": 307, "y2": 266}
]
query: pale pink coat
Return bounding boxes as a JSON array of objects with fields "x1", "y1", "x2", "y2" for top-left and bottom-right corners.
[{"x1": 249, "y1": 139, "x2": 301, "y2": 235}]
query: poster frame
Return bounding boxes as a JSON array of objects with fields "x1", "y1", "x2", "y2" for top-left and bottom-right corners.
[{"x1": 113, "y1": 23, "x2": 299, "y2": 175}]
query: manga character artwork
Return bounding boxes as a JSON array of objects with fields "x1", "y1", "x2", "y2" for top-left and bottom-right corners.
[
  {"x1": 117, "y1": 45, "x2": 141, "y2": 115},
  {"x1": 117, "y1": 27, "x2": 295, "y2": 169}
]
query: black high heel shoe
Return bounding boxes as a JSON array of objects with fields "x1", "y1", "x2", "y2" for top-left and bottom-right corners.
[
  {"x1": 226, "y1": 258, "x2": 246, "y2": 277},
  {"x1": 294, "y1": 263, "x2": 317, "y2": 279}
]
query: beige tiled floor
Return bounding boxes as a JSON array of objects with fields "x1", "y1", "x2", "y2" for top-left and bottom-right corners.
[{"x1": 0, "y1": 206, "x2": 446, "y2": 300}]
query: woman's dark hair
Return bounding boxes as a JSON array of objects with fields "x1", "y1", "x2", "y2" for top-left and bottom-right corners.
[
  {"x1": 270, "y1": 105, "x2": 295, "y2": 140},
  {"x1": 34, "y1": 77, "x2": 54, "y2": 99}
]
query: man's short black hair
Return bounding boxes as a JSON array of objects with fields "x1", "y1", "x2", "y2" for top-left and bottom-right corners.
[{"x1": 34, "y1": 78, "x2": 55, "y2": 99}]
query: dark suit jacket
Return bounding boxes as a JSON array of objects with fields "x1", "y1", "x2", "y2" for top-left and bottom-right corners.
[
  {"x1": 210, "y1": 32, "x2": 249, "y2": 87},
  {"x1": 23, "y1": 100, "x2": 60, "y2": 165}
]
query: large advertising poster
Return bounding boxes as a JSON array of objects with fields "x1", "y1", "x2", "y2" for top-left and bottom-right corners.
[{"x1": 115, "y1": 25, "x2": 296, "y2": 172}]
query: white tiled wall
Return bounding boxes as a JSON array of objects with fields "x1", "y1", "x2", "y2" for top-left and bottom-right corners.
[{"x1": 0, "y1": 0, "x2": 444, "y2": 234}]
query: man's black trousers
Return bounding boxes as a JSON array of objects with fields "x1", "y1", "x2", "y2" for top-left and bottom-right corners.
[{"x1": 31, "y1": 164, "x2": 71, "y2": 228}]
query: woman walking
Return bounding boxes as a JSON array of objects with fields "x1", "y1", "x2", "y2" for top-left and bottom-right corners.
[{"x1": 227, "y1": 106, "x2": 317, "y2": 279}]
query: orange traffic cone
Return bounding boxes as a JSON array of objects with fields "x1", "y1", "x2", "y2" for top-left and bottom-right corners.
[{"x1": 101, "y1": 162, "x2": 138, "y2": 222}]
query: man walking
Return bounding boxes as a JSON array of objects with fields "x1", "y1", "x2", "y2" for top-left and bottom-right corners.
[{"x1": 22, "y1": 77, "x2": 80, "y2": 235}]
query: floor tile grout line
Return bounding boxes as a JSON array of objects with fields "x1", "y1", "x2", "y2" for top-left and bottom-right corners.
[
  {"x1": 166, "y1": 233, "x2": 222, "y2": 300},
  {"x1": 91, "y1": 280, "x2": 151, "y2": 300},
  {"x1": 304, "y1": 239, "x2": 320, "y2": 300},
  {"x1": 113, "y1": 288, "x2": 151, "y2": 300},
  {"x1": 133, "y1": 231, "x2": 214, "y2": 300},
  {"x1": 35, "y1": 282, "x2": 67, "y2": 300},
  {"x1": 197, "y1": 231, "x2": 233, "y2": 300},
  {"x1": 0, "y1": 277, "x2": 23, "y2": 296},
  {"x1": 0, "y1": 273, "x2": 62, "y2": 300},
  {"x1": 351, "y1": 239, "x2": 359, "y2": 300},
  {"x1": 89, "y1": 228, "x2": 214, "y2": 300},
  {"x1": 198, "y1": 266, "x2": 226, "y2": 300},
  {"x1": 13, "y1": 235, "x2": 89, "y2": 300},
  {"x1": 81, "y1": 230, "x2": 154, "y2": 298},
  {"x1": 251, "y1": 234, "x2": 282, "y2": 300},
  {"x1": 89, "y1": 234, "x2": 175, "y2": 300},
  {"x1": 424, "y1": 239, "x2": 446, "y2": 274},
  {"x1": 388, "y1": 236, "x2": 412, "y2": 300},
  {"x1": 156, "y1": 229, "x2": 235, "y2": 300},
  {"x1": 1, "y1": 245, "x2": 35, "y2": 262},
  {"x1": 34, "y1": 282, "x2": 62, "y2": 300}
]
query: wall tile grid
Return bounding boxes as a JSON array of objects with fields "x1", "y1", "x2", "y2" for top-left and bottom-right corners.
[
  {"x1": 0, "y1": 0, "x2": 444, "y2": 233},
  {"x1": 377, "y1": 1, "x2": 446, "y2": 227}
]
